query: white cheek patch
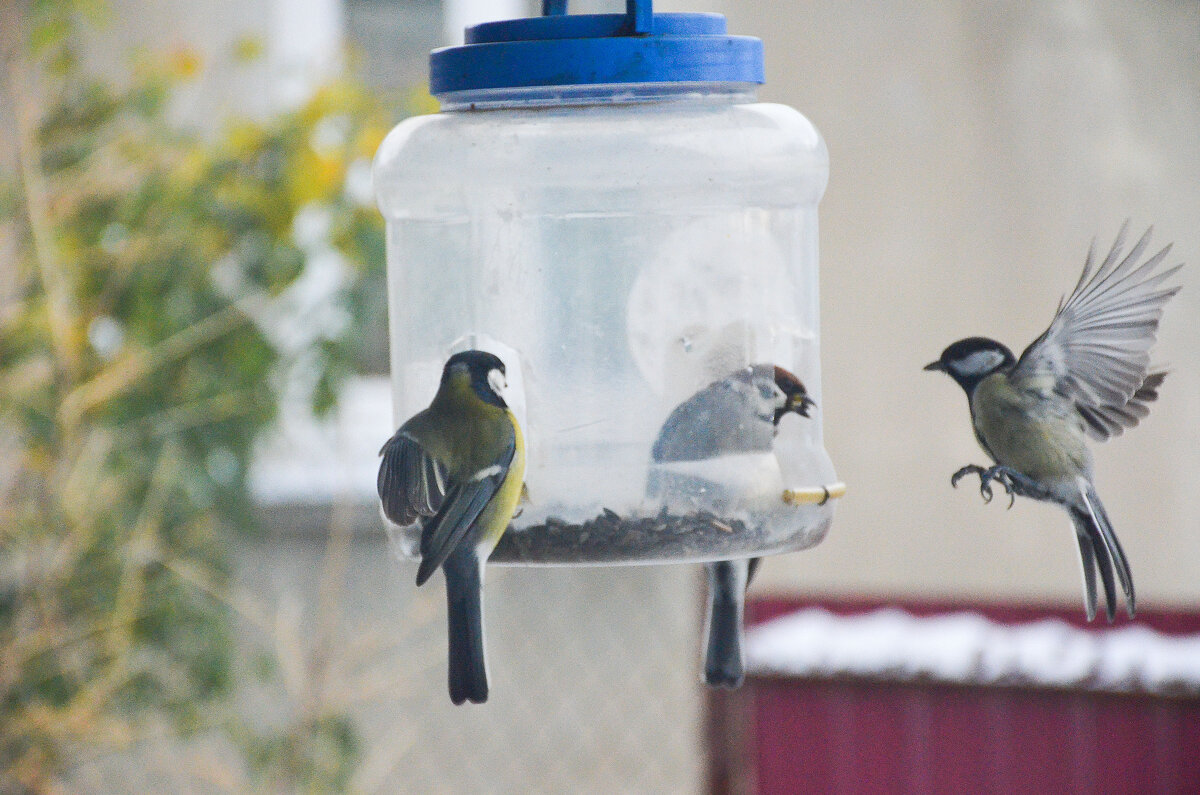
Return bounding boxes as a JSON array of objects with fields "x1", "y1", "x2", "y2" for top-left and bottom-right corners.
[
  {"x1": 487, "y1": 368, "x2": 507, "y2": 397},
  {"x1": 951, "y1": 349, "x2": 1005, "y2": 377}
]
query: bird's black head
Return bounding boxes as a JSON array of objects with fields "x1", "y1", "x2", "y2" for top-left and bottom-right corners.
[
  {"x1": 443, "y1": 349, "x2": 508, "y2": 408},
  {"x1": 772, "y1": 365, "x2": 815, "y2": 424},
  {"x1": 923, "y1": 337, "x2": 1015, "y2": 393}
]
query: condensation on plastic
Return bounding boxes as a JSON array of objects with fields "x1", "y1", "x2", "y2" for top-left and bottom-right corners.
[{"x1": 374, "y1": 83, "x2": 837, "y2": 565}]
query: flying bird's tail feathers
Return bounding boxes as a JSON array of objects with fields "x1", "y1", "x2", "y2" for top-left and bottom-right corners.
[
  {"x1": 1070, "y1": 478, "x2": 1135, "y2": 623},
  {"x1": 1073, "y1": 531, "x2": 1099, "y2": 622}
]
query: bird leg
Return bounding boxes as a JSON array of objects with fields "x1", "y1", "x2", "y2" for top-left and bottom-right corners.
[
  {"x1": 951, "y1": 464, "x2": 1058, "y2": 508},
  {"x1": 951, "y1": 464, "x2": 1017, "y2": 507},
  {"x1": 988, "y1": 466, "x2": 1059, "y2": 503}
]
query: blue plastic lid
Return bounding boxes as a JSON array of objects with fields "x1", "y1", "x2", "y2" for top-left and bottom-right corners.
[{"x1": 429, "y1": 1, "x2": 764, "y2": 97}]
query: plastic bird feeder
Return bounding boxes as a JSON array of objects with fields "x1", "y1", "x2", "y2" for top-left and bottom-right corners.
[{"x1": 374, "y1": 0, "x2": 842, "y2": 565}]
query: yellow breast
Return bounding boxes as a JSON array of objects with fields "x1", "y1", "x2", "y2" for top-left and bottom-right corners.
[{"x1": 970, "y1": 373, "x2": 1090, "y2": 483}]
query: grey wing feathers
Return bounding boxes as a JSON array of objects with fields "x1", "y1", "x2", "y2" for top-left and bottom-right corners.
[
  {"x1": 1012, "y1": 222, "x2": 1181, "y2": 436},
  {"x1": 1077, "y1": 370, "x2": 1167, "y2": 441},
  {"x1": 652, "y1": 378, "x2": 774, "y2": 462},
  {"x1": 377, "y1": 431, "x2": 448, "y2": 526},
  {"x1": 415, "y1": 439, "x2": 516, "y2": 586},
  {"x1": 652, "y1": 384, "x2": 730, "y2": 462}
]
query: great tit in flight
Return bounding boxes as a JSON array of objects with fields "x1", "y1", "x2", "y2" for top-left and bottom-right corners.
[
  {"x1": 925, "y1": 223, "x2": 1181, "y2": 622},
  {"x1": 648, "y1": 364, "x2": 814, "y2": 687},
  {"x1": 378, "y1": 350, "x2": 526, "y2": 704}
]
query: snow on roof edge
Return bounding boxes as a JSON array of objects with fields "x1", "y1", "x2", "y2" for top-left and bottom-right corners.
[{"x1": 745, "y1": 606, "x2": 1200, "y2": 696}]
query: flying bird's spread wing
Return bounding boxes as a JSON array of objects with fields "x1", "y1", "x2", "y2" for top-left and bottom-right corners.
[
  {"x1": 1011, "y1": 222, "x2": 1182, "y2": 440},
  {"x1": 1075, "y1": 370, "x2": 1166, "y2": 442},
  {"x1": 377, "y1": 431, "x2": 449, "y2": 526}
]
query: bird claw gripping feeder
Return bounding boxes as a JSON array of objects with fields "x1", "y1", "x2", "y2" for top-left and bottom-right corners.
[{"x1": 374, "y1": 0, "x2": 843, "y2": 566}]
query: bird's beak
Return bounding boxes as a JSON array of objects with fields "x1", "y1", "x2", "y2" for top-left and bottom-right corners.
[
  {"x1": 792, "y1": 394, "x2": 816, "y2": 417},
  {"x1": 923, "y1": 360, "x2": 944, "y2": 372}
]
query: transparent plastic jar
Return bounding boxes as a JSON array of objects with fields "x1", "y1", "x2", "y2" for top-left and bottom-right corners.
[{"x1": 374, "y1": 13, "x2": 839, "y2": 565}]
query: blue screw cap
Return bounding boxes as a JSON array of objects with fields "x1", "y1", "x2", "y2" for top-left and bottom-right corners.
[{"x1": 429, "y1": 1, "x2": 764, "y2": 98}]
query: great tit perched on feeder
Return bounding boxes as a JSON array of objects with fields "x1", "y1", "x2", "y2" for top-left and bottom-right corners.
[
  {"x1": 647, "y1": 364, "x2": 814, "y2": 688},
  {"x1": 925, "y1": 223, "x2": 1182, "y2": 622},
  {"x1": 377, "y1": 350, "x2": 526, "y2": 704}
]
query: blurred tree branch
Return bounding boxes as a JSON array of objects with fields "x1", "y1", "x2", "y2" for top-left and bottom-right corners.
[{"x1": 0, "y1": 0, "x2": 402, "y2": 790}]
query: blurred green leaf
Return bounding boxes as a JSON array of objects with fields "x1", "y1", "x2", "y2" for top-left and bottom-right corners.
[
  {"x1": 27, "y1": 17, "x2": 69, "y2": 54},
  {"x1": 1, "y1": 1, "x2": 406, "y2": 789},
  {"x1": 231, "y1": 35, "x2": 265, "y2": 65}
]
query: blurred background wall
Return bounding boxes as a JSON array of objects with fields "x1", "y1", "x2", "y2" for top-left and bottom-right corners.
[
  {"x1": 711, "y1": 0, "x2": 1200, "y2": 612},
  {"x1": 3, "y1": 0, "x2": 1197, "y2": 792}
]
